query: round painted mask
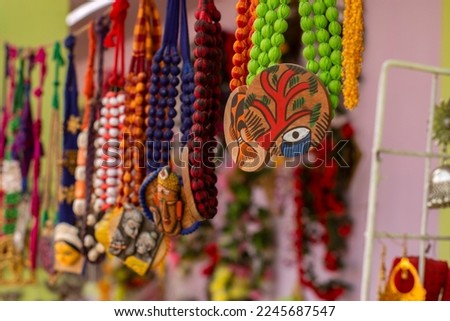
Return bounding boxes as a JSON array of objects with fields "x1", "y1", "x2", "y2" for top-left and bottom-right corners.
[{"x1": 224, "y1": 63, "x2": 331, "y2": 172}]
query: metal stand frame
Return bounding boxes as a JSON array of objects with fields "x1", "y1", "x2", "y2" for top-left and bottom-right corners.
[{"x1": 360, "y1": 59, "x2": 450, "y2": 301}]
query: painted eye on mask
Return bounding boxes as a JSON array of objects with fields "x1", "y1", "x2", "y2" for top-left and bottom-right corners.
[
  {"x1": 281, "y1": 127, "x2": 311, "y2": 157},
  {"x1": 282, "y1": 127, "x2": 310, "y2": 143}
]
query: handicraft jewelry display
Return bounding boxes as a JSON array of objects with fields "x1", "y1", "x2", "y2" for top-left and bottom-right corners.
[
  {"x1": 140, "y1": 0, "x2": 204, "y2": 236},
  {"x1": 103, "y1": 0, "x2": 170, "y2": 276},
  {"x1": 224, "y1": 0, "x2": 342, "y2": 172}
]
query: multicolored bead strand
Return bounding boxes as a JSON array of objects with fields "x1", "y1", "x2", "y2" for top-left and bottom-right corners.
[
  {"x1": 189, "y1": 0, "x2": 223, "y2": 219},
  {"x1": 93, "y1": 0, "x2": 129, "y2": 214},
  {"x1": 73, "y1": 22, "x2": 96, "y2": 218},
  {"x1": 342, "y1": 0, "x2": 363, "y2": 109},
  {"x1": 299, "y1": 0, "x2": 343, "y2": 110},
  {"x1": 247, "y1": 0, "x2": 289, "y2": 85},
  {"x1": 93, "y1": 92, "x2": 123, "y2": 213},
  {"x1": 83, "y1": 16, "x2": 109, "y2": 264}
]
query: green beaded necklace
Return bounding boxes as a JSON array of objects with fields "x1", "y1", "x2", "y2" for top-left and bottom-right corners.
[
  {"x1": 247, "y1": 0, "x2": 290, "y2": 85},
  {"x1": 299, "y1": 0, "x2": 342, "y2": 110}
]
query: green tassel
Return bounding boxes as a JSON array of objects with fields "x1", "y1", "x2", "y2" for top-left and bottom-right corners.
[
  {"x1": 4, "y1": 208, "x2": 18, "y2": 219},
  {"x1": 5, "y1": 192, "x2": 21, "y2": 204},
  {"x1": 52, "y1": 41, "x2": 65, "y2": 110},
  {"x1": 3, "y1": 223, "x2": 16, "y2": 235}
]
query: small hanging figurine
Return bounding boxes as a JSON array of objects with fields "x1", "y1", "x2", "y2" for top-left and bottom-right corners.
[
  {"x1": 140, "y1": 166, "x2": 201, "y2": 236},
  {"x1": 107, "y1": 204, "x2": 167, "y2": 276},
  {"x1": 96, "y1": 0, "x2": 170, "y2": 277},
  {"x1": 53, "y1": 222, "x2": 84, "y2": 273}
]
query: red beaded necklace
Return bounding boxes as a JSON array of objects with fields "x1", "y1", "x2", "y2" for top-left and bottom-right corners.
[{"x1": 181, "y1": 0, "x2": 223, "y2": 220}]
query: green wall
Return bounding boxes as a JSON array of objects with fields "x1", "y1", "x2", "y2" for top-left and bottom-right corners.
[
  {"x1": 0, "y1": 0, "x2": 68, "y2": 300},
  {"x1": 440, "y1": 0, "x2": 450, "y2": 262}
]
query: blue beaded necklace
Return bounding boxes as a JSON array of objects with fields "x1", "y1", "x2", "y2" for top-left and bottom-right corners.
[
  {"x1": 147, "y1": 0, "x2": 180, "y2": 173},
  {"x1": 141, "y1": 0, "x2": 200, "y2": 235}
]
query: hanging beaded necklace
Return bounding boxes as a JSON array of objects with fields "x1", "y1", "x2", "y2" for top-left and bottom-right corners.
[
  {"x1": 179, "y1": 0, "x2": 196, "y2": 146},
  {"x1": 97, "y1": 0, "x2": 170, "y2": 277},
  {"x1": 93, "y1": 0, "x2": 129, "y2": 214},
  {"x1": 180, "y1": 0, "x2": 223, "y2": 220},
  {"x1": 229, "y1": 0, "x2": 252, "y2": 91},
  {"x1": 82, "y1": 16, "x2": 110, "y2": 264},
  {"x1": 73, "y1": 22, "x2": 97, "y2": 219},
  {"x1": 146, "y1": 0, "x2": 181, "y2": 175},
  {"x1": 118, "y1": 0, "x2": 161, "y2": 208},
  {"x1": 299, "y1": 0, "x2": 342, "y2": 111},
  {"x1": 140, "y1": 0, "x2": 203, "y2": 236},
  {"x1": 246, "y1": 0, "x2": 290, "y2": 85}
]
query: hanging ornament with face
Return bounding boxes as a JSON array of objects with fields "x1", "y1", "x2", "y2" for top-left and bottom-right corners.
[
  {"x1": 224, "y1": 63, "x2": 331, "y2": 172},
  {"x1": 139, "y1": 166, "x2": 201, "y2": 237},
  {"x1": 107, "y1": 204, "x2": 169, "y2": 276},
  {"x1": 53, "y1": 222, "x2": 85, "y2": 274}
]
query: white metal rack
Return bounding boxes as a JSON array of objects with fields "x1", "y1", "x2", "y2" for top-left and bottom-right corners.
[{"x1": 360, "y1": 59, "x2": 450, "y2": 301}]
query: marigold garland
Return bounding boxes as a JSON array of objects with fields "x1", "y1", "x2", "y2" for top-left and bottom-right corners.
[{"x1": 342, "y1": 0, "x2": 364, "y2": 109}]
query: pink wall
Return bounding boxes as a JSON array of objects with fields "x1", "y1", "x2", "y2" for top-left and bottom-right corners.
[
  {"x1": 343, "y1": 0, "x2": 442, "y2": 300},
  {"x1": 72, "y1": 0, "x2": 443, "y2": 300}
]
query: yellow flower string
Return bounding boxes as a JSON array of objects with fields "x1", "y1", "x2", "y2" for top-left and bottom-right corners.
[{"x1": 342, "y1": 0, "x2": 364, "y2": 109}]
